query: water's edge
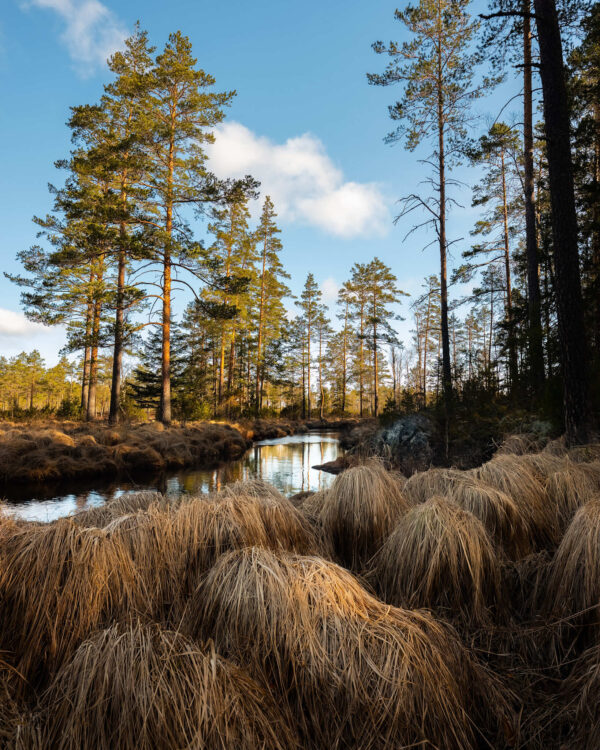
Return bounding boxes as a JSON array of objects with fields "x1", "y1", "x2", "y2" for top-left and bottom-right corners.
[{"x1": 5, "y1": 431, "x2": 343, "y2": 522}]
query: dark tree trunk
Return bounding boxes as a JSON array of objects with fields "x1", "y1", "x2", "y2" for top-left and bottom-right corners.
[
  {"x1": 534, "y1": 0, "x2": 589, "y2": 443},
  {"x1": 523, "y1": 0, "x2": 546, "y2": 390},
  {"x1": 109, "y1": 237, "x2": 126, "y2": 425}
]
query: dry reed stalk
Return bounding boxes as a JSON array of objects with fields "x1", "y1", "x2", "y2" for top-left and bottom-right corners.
[
  {"x1": 371, "y1": 496, "x2": 502, "y2": 626},
  {"x1": 448, "y1": 475, "x2": 533, "y2": 559},
  {"x1": 402, "y1": 467, "x2": 465, "y2": 504},
  {"x1": 0, "y1": 518, "x2": 138, "y2": 685},
  {"x1": 497, "y1": 433, "x2": 544, "y2": 455},
  {"x1": 33, "y1": 621, "x2": 297, "y2": 750},
  {"x1": 545, "y1": 462, "x2": 600, "y2": 529},
  {"x1": 471, "y1": 455, "x2": 559, "y2": 548},
  {"x1": 545, "y1": 498, "x2": 600, "y2": 635},
  {"x1": 72, "y1": 491, "x2": 169, "y2": 527},
  {"x1": 317, "y1": 460, "x2": 410, "y2": 570},
  {"x1": 187, "y1": 546, "x2": 511, "y2": 750}
]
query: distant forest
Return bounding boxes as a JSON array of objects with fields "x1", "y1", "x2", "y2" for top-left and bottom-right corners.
[{"x1": 3, "y1": 1, "x2": 599, "y2": 444}]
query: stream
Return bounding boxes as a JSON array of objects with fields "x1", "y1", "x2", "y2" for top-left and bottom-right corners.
[{"x1": 4, "y1": 431, "x2": 343, "y2": 522}]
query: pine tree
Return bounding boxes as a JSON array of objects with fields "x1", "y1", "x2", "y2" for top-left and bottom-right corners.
[
  {"x1": 369, "y1": 0, "x2": 491, "y2": 432},
  {"x1": 295, "y1": 273, "x2": 326, "y2": 419},
  {"x1": 143, "y1": 32, "x2": 235, "y2": 425},
  {"x1": 254, "y1": 196, "x2": 289, "y2": 414}
]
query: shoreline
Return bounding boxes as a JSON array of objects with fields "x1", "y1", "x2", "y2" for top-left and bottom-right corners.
[{"x1": 0, "y1": 417, "x2": 364, "y2": 494}]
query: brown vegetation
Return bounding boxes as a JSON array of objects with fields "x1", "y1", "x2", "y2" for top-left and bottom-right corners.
[
  {"x1": 0, "y1": 420, "x2": 250, "y2": 485},
  {"x1": 185, "y1": 546, "x2": 509, "y2": 749},
  {"x1": 370, "y1": 495, "x2": 502, "y2": 626},
  {"x1": 31, "y1": 622, "x2": 297, "y2": 750},
  {"x1": 3, "y1": 435, "x2": 600, "y2": 746}
]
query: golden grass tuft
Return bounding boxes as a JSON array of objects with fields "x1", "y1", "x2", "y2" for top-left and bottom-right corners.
[
  {"x1": 371, "y1": 495, "x2": 502, "y2": 625},
  {"x1": 187, "y1": 546, "x2": 510, "y2": 749},
  {"x1": 496, "y1": 432, "x2": 544, "y2": 455},
  {"x1": 72, "y1": 491, "x2": 169, "y2": 527},
  {"x1": 0, "y1": 519, "x2": 138, "y2": 685},
  {"x1": 471, "y1": 454, "x2": 559, "y2": 548},
  {"x1": 448, "y1": 475, "x2": 533, "y2": 559},
  {"x1": 545, "y1": 461, "x2": 600, "y2": 529},
  {"x1": 402, "y1": 467, "x2": 464, "y2": 504},
  {"x1": 545, "y1": 497, "x2": 600, "y2": 634},
  {"x1": 316, "y1": 459, "x2": 410, "y2": 570},
  {"x1": 33, "y1": 621, "x2": 297, "y2": 750}
]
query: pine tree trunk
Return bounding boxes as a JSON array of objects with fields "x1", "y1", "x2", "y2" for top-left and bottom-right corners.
[
  {"x1": 86, "y1": 261, "x2": 103, "y2": 422},
  {"x1": 534, "y1": 0, "x2": 589, "y2": 443},
  {"x1": 501, "y1": 150, "x2": 518, "y2": 388},
  {"x1": 109, "y1": 229, "x2": 126, "y2": 424},
  {"x1": 81, "y1": 299, "x2": 92, "y2": 412},
  {"x1": 160, "y1": 128, "x2": 175, "y2": 426},
  {"x1": 524, "y1": 0, "x2": 546, "y2": 390},
  {"x1": 437, "y1": 24, "x2": 452, "y2": 452},
  {"x1": 256, "y1": 238, "x2": 267, "y2": 416}
]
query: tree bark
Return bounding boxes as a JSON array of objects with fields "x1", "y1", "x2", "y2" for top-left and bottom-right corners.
[
  {"x1": 534, "y1": 0, "x2": 589, "y2": 443},
  {"x1": 523, "y1": 0, "x2": 546, "y2": 390}
]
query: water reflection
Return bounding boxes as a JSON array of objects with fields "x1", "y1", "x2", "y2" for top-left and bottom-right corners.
[{"x1": 4, "y1": 431, "x2": 342, "y2": 522}]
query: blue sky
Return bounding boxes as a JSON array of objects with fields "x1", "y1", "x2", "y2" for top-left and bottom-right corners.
[{"x1": 0, "y1": 0, "x2": 521, "y2": 364}]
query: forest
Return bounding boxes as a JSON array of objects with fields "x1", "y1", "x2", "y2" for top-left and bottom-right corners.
[
  {"x1": 2, "y1": 0, "x2": 600, "y2": 747},
  {"x1": 1, "y1": 0, "x2": 597, "y2": 447}
]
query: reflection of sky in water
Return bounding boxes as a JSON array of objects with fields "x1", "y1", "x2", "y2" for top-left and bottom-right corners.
[{"x1": 5, "y1": 432, "x2": 342, "y2": 522}]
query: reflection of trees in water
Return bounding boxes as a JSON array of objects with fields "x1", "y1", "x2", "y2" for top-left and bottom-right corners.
[{"x1": 14, "y1": 434, "x2": 343, "y2": 521}]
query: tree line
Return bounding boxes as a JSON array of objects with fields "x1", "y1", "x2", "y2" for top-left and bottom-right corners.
[{"x1": 7, "y1": 1, "x2": 600, "y2": 441}]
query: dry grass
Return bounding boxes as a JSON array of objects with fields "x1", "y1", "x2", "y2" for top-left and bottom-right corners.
[
  {"x1": 448, "y1": 475, "x2": 533, "y2": 559},
  {"x1": 186, "y1": 546, "x2": 511, "y2": 750},
  {"x1": 30, "y1": 621, "x2": 297, "y2": 750},
  {"x1": 545, "y1": 497, "x2": 600, "y2": 636},
  {"x1": 471, "y1": 454, "x2": 559, "y2": 548},
  {"x1": 402, "y1": 466, "x2": 463, "y2": 504},
  {"x1": 0, "y1": 420, "x2": 250, "y2": 484},
  {"x1": 72, "y1": 491, "x2": 169, "y2": 527},
  {"x1": 0, "y1": 518, "x2": 139, "y2": 686},
  {"x1": 315, "y1": 460, "x2": 411, "y2": 570},
  {"x1": 545, "y1": 461, "x2": 600, "y2": 530},
  {"x1": 370, "y1": 496, "x2": 502, "y2": 626},
  {"x1": 497, "y1": 432, "x2": 545, "y2": 455}
]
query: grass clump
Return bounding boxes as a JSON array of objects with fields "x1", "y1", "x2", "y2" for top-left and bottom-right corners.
[
  {"x1": 371, "y1": 495, "x2": 502, "y2": 626},
  {"x1": 315, "y1": 459, "x2": 410, "y2": 570},
  {"x1": 471, "y1": 454, "x2": 559, "y2": 549},
  {"x1": 545, "y1": 497, "x2": 600, "y2": 638},
  {"x1": 31, "y1": 621, "x2": 297, "y2": 750},
  {"x1": 0, "y1": 518, "x2": 137, "y2": 686},
  {"x1": 187, "y1": 546, "x2": 511, "y2": 750}
]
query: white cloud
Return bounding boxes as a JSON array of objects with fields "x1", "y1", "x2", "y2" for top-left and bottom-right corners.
[
  {"x1": 0, "y1": 308, "x2": 48, "y2": 337},
  {"x1": 25, "y1": 0, "x2": 126, "y2": 73},
  {"x1": 321, "y1": 277, "x2": 339, "y2": 303},
  {"x1": 207, "y1": 122, "x2": 390, "y2": 238}
]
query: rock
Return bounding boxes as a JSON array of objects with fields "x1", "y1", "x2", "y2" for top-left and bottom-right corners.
[
  {"x1": 312, "y1": 455, "x2": 358, "y2": 475},
  {"x1": 368, "y1": 414, "x2": 436, "y2": 471}
]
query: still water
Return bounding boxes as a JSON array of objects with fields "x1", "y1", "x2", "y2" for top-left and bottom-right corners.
[{"x1": 4, "y1": 431, "x2": 342, "y2": 523}]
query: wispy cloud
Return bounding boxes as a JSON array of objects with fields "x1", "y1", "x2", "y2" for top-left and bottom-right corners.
[
  {"x1": 25, "y1": 0, "x2": 126, "y2": 74},
  {"x1": 0, "y1": 308, "x2": 48, "y2": 337},
  {"x1": 207, "y1": 122, "x2": 391, "y2": 238},
  {"x1": 321, "y1": 277, "x2": 339, "y2": 303}
]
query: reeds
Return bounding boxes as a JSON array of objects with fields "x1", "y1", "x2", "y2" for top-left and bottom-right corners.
[
  {"x1": 32, "y1": 621, "x2": 297, "y2": 750},
  {"x1": 370, "y1": 495, "x2": 502, "y2": 625},
  {"x1": 545, "y1": 497, "x2": 600, "y2": 636},
  {"x1": 449, "y1": 474, "x2": 533, "y2": 558},
  {"x1": 315, "y1": 460, "x2": 410, "y2": 570},
  {"x1": 0, "y1": 518, "x2": 138, "y2": 685},
  {"x1": 471, "y1": 454, "x2": 559, "y2": 548},
  {"x1": 186, "y1": 546, "x2": 510, "y2": 749}
]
